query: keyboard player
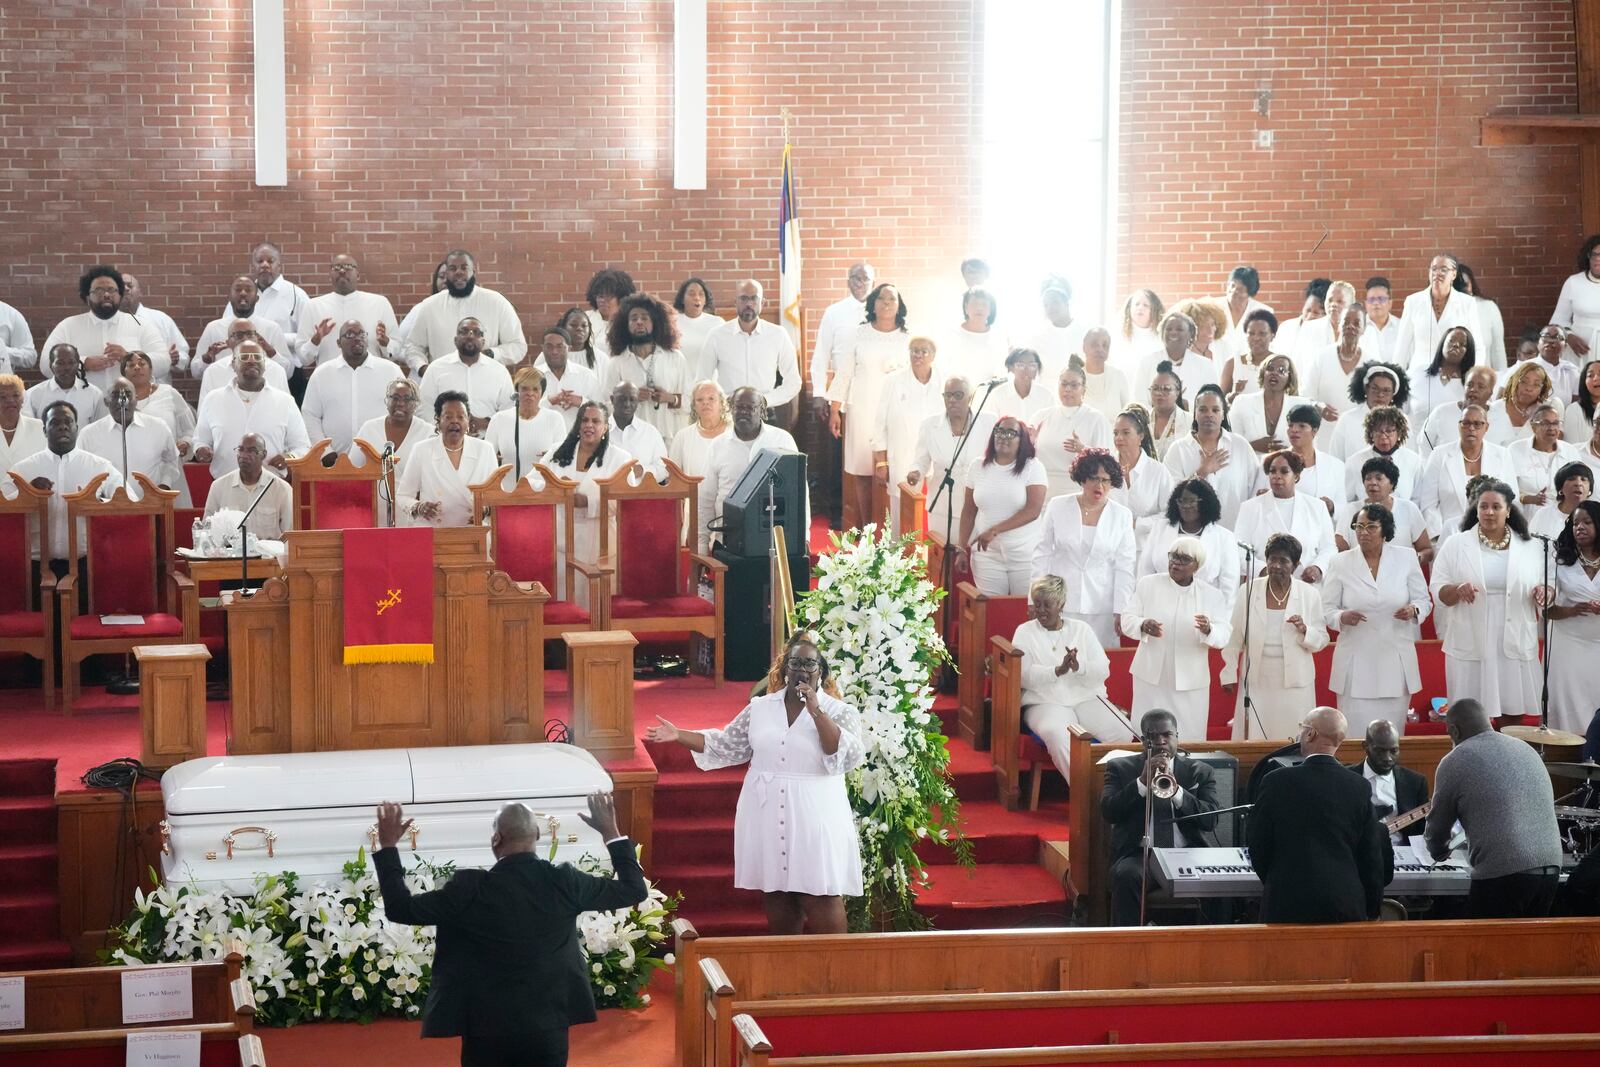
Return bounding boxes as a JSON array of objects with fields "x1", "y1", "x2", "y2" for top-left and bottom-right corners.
[
  {"x1": 1347, "y1": 720, "x2": 1428, "y2": 842},
  {"x1": 1101, "y1": 708, "x2": 1220, "y2": 926}
]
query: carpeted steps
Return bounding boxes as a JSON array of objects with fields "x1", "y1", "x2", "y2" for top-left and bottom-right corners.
[{"x1": 0, "y1": 758, "x2": 72, "y2": 970}]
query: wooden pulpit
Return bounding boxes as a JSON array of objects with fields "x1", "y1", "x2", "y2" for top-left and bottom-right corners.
[{"x1": 563, "y1": 630, "x2": 638, "y2": 760}]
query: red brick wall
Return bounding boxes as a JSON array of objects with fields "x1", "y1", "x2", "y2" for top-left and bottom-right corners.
[
  {"x1": 1117, "y1": 0, "x2": 1582, "y2": 336},
  {"x1": 0, "y1": 1, "x2": 979, "y2": 356}
]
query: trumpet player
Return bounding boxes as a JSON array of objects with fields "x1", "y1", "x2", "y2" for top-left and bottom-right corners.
[
  {"x1": 1101, "y1": 709, "x2": 1220, "y2": 926},
  {"x1": 1248, "y1": 706, "x2": 1391, "y2": 923}
]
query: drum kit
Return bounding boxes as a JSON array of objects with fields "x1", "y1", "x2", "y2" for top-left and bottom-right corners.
[{"x1": 1502, "y1": 725, "x2": 1600, "y2": 862}]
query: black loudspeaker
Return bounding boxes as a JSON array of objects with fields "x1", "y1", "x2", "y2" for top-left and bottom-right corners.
[
  {"x1": 1187, "y1": 750, "x2": 1240, "y2": 847},
  {"x1": 712, "y1": 546, "x2": 811, "y2": 682},
  {"x1": 719, "y1": 450, "x2": 807, "y2": 557}
]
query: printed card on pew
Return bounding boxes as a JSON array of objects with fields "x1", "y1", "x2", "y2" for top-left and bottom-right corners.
[
  {"x1": 0, "y1": 976, "x2": 22, "y2": 1031},
  {"x1": 125, "y1": 1029, "x2": 199, "y2": 1066},
  {"x1": 121, "y1": 965, "x2": 193, "y2": 1024},
  {"x1": 101, "y1": 615, "x2": 146, "y2": 625}
]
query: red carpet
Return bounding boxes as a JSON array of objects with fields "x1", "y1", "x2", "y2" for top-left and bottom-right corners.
[{"x1": 0, "y1": 757, "x2": 72, "y2": 970}]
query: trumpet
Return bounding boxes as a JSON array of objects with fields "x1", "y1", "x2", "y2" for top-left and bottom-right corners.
[{"x1": 1149, "y1": 755, "x2": 1179, "y2": 800}]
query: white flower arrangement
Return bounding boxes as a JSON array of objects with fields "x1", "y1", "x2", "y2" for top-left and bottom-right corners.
[
  {"x1": 798, "y1": 524, "x2": 971, "y2": 930},
  {"x1": 193, "y1": 508, "x2": 263, "y2": 558},
  {"x1": 107, "y1": 849, "x2": 675, "y2": 1024}
]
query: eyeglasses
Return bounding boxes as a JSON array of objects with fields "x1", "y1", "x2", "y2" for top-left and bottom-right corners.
[
  {"x1": 992, "y1": 428, "x2": 1020, "y2": 439},
  {"x1": 330, "y1": 263, "x2": 359, "y2": 272},
  {"x1": 1081, "y1": 475, "x2": 1113, "y2": 485},
  {"x1": 1534, "y1": 419, "x2": 1562, "y2": 429},
  {"x1": 1351, "y1": 522, "x2": 1383, "y2": 532},
  {"x1": 786, "y1": 656, "x2": 822, "y2": 669},
  {"x1": 1167, "y1": 554, "x2": 1196, "y2": 564},
  {"x1": 1149, "y1": 385, "x2": 1176, "y2": 394}
]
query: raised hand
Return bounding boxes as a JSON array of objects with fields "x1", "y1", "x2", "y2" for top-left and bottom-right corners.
[{"x1": 643, "y1": 715, "x2": 680, "y2": 744}]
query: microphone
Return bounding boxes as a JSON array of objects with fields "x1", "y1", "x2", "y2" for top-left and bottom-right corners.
[
  {"x1": 979, "y1": 375, "x2": 1009, "y2": 388},
  {"x1": 381, "y1": 441, "x2": 395, "y2": 461},
  {"x1": 1236, "y1": 541, "x2": 1256, "y2": 553},
  {"x1": 1531, "y1": 532, "x2": 1555, "y2": 543}
]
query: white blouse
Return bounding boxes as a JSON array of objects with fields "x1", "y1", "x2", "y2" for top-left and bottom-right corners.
[
  {"x1": 968, "y1": 457, "x2": 1048, "y2": 552},
  {"x1": 1162, "y1": 431, "x2": 1261, "y2": 528},
  {"x1": 1031, "y1": 404, "x2": 1112, "y2": 498}
]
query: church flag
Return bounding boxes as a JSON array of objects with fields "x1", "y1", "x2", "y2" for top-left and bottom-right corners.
[
  {"x1": 342, "y1": 526, "x2": 435, "y2": 665},
  {"x1": 779, "y1": 138, "x2": 803, "y2": 352}
]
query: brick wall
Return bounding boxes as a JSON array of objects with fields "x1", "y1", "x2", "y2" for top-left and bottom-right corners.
[{"x1": 1117, "y1": 0, "x2": 1582, "y2": 336}]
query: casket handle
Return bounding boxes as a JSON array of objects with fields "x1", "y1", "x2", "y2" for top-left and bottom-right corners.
[
  {"x1": 366, "y1": 823, "x2": 420, "y2": 852},
  {"x1": 531, "y1": 811, "x2": 579, "y2": 845},
  {"x1": 158, "y1": 819, "x2": 172, "y2": 857},
  {"x1": 222, "y1": 826, "x2": 277, "y2": 860}
]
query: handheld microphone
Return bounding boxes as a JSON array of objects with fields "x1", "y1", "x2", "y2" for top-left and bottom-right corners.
[{"x1": 381, "y1": 441, "x2": 395, "y2": 459}]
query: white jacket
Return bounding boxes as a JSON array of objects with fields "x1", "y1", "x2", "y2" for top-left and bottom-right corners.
[
  {"x1": 1232, "y1": 491, "x2": 1336, "y2": 579},
  {"x1": 1219, "y1": 577, "x2": 1329, "y2": 688},
  {"x1": 1012, "y1": 617, "x2": 1111, "y2": 709},
  {"x1": 1322, "y1": 545, "x2": 1432, "y2": 698},
  {"x1": 1428, "y1": 530, "x2": 1548, "y2": 662},
  {"x1": 1029, "y1": 496, "x2": 1136, "y2": 617},
  {"x1": 1120, "y1": 574, "x2": 1232, "y2": 691},
  {"x1": 1416, "y1": 441, "x2": 1517, "y2": 539}
]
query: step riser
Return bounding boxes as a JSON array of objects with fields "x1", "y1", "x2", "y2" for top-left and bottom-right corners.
[
  {"x1": 0, "y1": 943, "x2": 74, "y2": 971},
  {"x1": 1, "y1": 805, "x2": 57, "y2": 843},
  {"x1": 0, "y1": 853, "x2": 57, "y2": 894},
  {"x1": 0, "y1": 760, "x2": 55, "y2": 797},
  {"x1": 0, "y1": 898, "x2": 61, "y2": 939}
]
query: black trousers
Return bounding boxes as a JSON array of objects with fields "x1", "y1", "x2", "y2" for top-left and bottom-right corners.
[
  {"x1": 1467, "y1": 867, "x2": 1560, "y2": 919},
  {"x1": 459, "y1": 1029, "x2": 569, "y2": 1067}
]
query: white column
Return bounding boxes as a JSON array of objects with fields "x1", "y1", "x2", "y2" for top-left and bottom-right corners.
[
  {"x1": 673, "y1": 0, "x2": 707, "y2": 190},
  {"x1": 253, "y1": 0, "x2": 288, "y2": 186}
]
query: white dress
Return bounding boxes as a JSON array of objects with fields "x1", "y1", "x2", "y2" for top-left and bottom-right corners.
[
  {"x1": 940, "y1": 327, "x2": 1010, "y2": 386},
  {"x1": 1112, "y1": 452, "x2": 1176, "y2": 536},
  {"x1": 1432, "y1": 536, "x2": 1543, "y2": 718},
  {"x1": 829, "y1": 325, "x2": 910, "y2": 476},
  {"x1": 484, "y1": 408, "x2": 567, "y2": 483},
  {"x1": 693, "y1": 689, "x2": 865, "y2": 896},
  {"x1": 676, "y1": 313, "x2": 724, "y2": 382},
  {"x1": 1031, "y1": 404, "x2": 1112, "y2": 499},
  {"x1": 1029, "y1": 496, "x2": 1136, "y2": 647},
  {"x1": 1553, "y1": 271, "x2": 1600, "y2": 364},
  {"x1": 1549, "y1": 562, "x2": 1600, "y2": 734}
]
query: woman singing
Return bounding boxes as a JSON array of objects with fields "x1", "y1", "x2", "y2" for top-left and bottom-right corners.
[
  {"x1": 958, "y1": 416, "x2": 1048, "y2": 596},
  {"x1": 1120, "y1": 534, "x2": 1233, "y2": 740},
  {"x1": 1545, "y1": 501, "x2": 1600, "y2": 734},
  {"x1": 1029, "y1": 449, "x2": 1136, "y2": 647},
  {"x1": 1220, "y1": 533, "x2": 1329, "y2": 739}
]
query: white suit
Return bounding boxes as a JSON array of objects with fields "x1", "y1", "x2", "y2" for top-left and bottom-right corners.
[
  {"x1": 1322, "y1": 545, "x2": 1432, "y2": 734},
  {"x1": 1119, "y1": 574, "x2": 1232, "y2": 740},
  {"x1": 1029, "y1": 496, "x2": 1136, "y2": 647},
  {"x1": 1220, "y1": 577, "x2": 1329, "y2": 739}
]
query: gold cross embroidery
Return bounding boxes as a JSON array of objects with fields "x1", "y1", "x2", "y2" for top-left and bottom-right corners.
[{"x1": 376, "y1": 588, "x2": 403, "y2": 616}]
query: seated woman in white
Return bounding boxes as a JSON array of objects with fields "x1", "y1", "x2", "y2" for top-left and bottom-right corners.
[
  {"x1": 1329, "y1": 362, "x2": 1408, "y2": 461},
  {"x1": 1220, "y1": 532, "x2": 1329, "y2": 740},
  {"x1": 1228, "y1": 354, "x2": 1310, "y2": 457},
  {"x1": 1012, "y1": 575, "x2": 1127, "y2": 786},
  {"x1": 1029, "y1": 449, "x2": 1136, "y2": 648},
  {"x1": 395, "y1": 390, "x2": 498, "y2": 528},
  {"x1": 541, "y1": 400, "x2": 637, "y2": 606},
  {"x1": 1119, "y1": 534, "x2": 1232, "y2": 741},
  {"x1": 1233, "y1": 449, "x2": 1336, "y2": 583}
]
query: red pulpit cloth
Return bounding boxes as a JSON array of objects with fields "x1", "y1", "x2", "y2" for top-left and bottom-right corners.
[{"x1": 342, "y1": 527, "x2": 435, "y2": 664}]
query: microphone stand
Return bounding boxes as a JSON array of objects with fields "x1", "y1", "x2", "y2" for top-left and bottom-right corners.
[
  {"x1": 236, "y1": 481, "x2": 273, "y2": 598},
  {"x1": 380, "y1": 444, "x2": 396, "y2": 527},
  {"x1": 1538, "y1": 532, "x2": 1554, "y2": 732},
  {"x1": 513, "y1": 405, "x2": 522, "y2": 483},
  {"x1": 1237, "y1": 543, "x2": 1269, "y2": 740},
  {"x1": 928, "y1": 379, "x2": 1003, "y2": 660},
  {"x1": 1139, "y1": 760, "x2": 1156, "y2": 926}
]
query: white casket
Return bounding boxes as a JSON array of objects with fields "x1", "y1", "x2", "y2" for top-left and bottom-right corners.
[{"x1": 159, "y1": 743, "x2": 614, "y2": 893}]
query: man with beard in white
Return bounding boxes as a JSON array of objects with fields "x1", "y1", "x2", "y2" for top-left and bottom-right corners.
[
  {"x1": 117, "y1": 274, "x2": 187, "y2": 378},
  {"x1": 418, "y1": 317, "x2": 515, "y2": 437},
  {"x1": 42, "y1": 266, "x2": 167, "y2": 390},
  {"x1": 295, "y1": 255, "x2": 401, "y2": 369},
  {"x1": 402, "y1": 250, "x2": 526, "y2": 373},
  {"x1": 602, "y1": 293, "x2": 691, "y2": 439}
]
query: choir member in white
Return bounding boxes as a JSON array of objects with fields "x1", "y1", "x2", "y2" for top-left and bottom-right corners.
[
  {"x1": 943, "y1": 287, "x2": 1010, "y2": 384},
  {"x1": 390, "y1": 259, "x2": 446, "y2": 363},
  {"x1": 1574, "y1": 420, "x2": 1600, "y2": 494},
  {"x1": 808, "y1": 263, "x2": 872, "y2": 407},
  {"x1": 558, "y1": 307, "x2": 608, "y2": 380},
  {"x1": 1134, "y1": 312, "x2": 1218, "y2": 403},
  {"x1": 1487, "y1": 362, "x2": 1560, "y2": 446},
  {"x1": 673, "y1": 278, "x2": 723, "y2": 382},
  {"x1": 1229, "y1": 354, "x2": 1309, "y2": 456},
  {"x1": 1343, "y1": 406, "x2": 1422, "y2": 504},
  {"x1": 536, "y1": 326, "x2": 603, "y2": 431},
  {"x1": 485, "y1": 367, "x2": 567, "y2": 484},
  {"x1": 191, "y1": 343, "x2": 310, "y2": 478},
  {"x1": 25, "y1": 344, "x2": 106, "y2": 423},
  {"x1": 1531, "y1": 463, "x2": 1595, "y2": 541},
  {"x1": 1283, "y1": 280, "x2": 1382, "y2": 373},
  {"x1": 203, "y1": 434, "x2": 294, "y2": 541},
  {"x1": 1283, "y1": 405, "x2": 1346, "y2": 516},
  {"x1": 351, "y1": 379, "x2": 434, "y2": 471},
  {"x1": 958, "y1": 417, "x2": 1047, "y2": 596},
  {"x1": 1507, "y1": 403, "x2": 1580, "y2": 523},
  {"x1": 1108, "y1": 406, "x2": 1174, "y2": 535},
  {"x1": 1430, "y1": 479, "x2": 1550, "y2": 718},
  {"x1": 607, "y1": 382, "x2": 667, "y2": 481},
  {"x1": 1010, "y1": 575, "x2": 1125, "y2": 783},
  {"x1": 697, "y1": 388, "x2": 801, "y2": 553},
  {"x1": 1078, "y1": 327, "x2": 1131, "y2": 422},
  {"x1": 1113, "y1": 289, "x2": 1163, "y2": 372},
  {"x1": 1554, "y1": 237, "x2": 1600, "y2": 363},
  {"x1": 667, "y1": 380, "x2": 731, "y2": 481},
  {"x1": 1031, "y1": 358, "x2": 1111, "y2": 499},
  {"x1": 1329, "y1": 362, "x2": 1408, "y2": 461},
  {"x1": 872, "y1": 336, "x2": 943, "y2": 527},
  {"x1": 223, "y1": 242, "x2": 310, "y2": 347},
  {"x1": 1120, "y1": 534, "x2": 1232, "y2": 740},
  {"x1": 828, "y1": 282, "x2": 911, "y2": 526},
  {"x1": 1169, "y1": 297, "x2": 1233, "y2": 368},
  {"x1": 582, "y1": 269, "x2": 634, "y2": 360},
  {"x1": 987, "y1": 347, "x2": 1052, "y2": 424},
  {"x1": 78, "y1": 378, "x2": 184, "y2": 505},
  {"x1": 194, "y1": 280, "x2": 294, "y2": 384},
  {"x1": 1333, "y1": 455, "x2": 1432, "y2": 561},
  {"x1": 8, "y1": 400, "x2": 122, "y2": 565},
  {"x1": 707, "y1": 280, "x2": 801, "y2": 413},
  {"x1": 1395, "y1": 255, "x2": 1485, "y2": 373},
  {"x1": 294, "y1": 255, "x2": 401, "y2": 368},
  {"x1": 417, "y1": 317, "x2": 515, "y2": 434},
  {"x1": 1137, "y1": 478, "x2": 1242, "y2": 613},
  {"x1": 1233, "y1": 450, "x2": 1336, "y2": 582},
  {"x1": 544, "y1": 400, "x2": 637, "y2": 602},
  {"x1": 1454, "y1": 263, "x2": 1507, "y2": 373},
  {"x1": 122, "y1": 351, "x2": 194, "y2": 459},
  {"x1": 300, "y1": 321, "x2": 403, "y2": 452},
  {"x1": 1271, "y1": 280, "x2": 1326, "y2": 370},
  {"x1": 1545, "y1": 501, "x2": 1600, "y2": 733},
  {"x1": 118, "y1": 275, "x2": 186, "y2": 378},
  {"x1": 645, "y1": 632, "x2": 862, "y2": 934},
  {"x1": 0, "y1": 299, "x2": 37, "y2": 375},
  {"x1": 1322, "y1": 502, "x2": 1432, "y2": 734},
  {"x1": 1407, "y1": 326, "x2": 1472, "y2": 427},
  {"x1": 1219, "y1": 309, "x2": 1277, "y2": 399},
  {"x1": 401, "y1": 251, "x2": 526, "y2": 372},
  {"x1": 602, "y1": 293, "x2": 692, "y2": 439},
  {"x1": 0, "y1": 375, "x2": 46, "y2": 472},
  {"x1": 909, "y1": 376, "x2": 996, "y2": 542},
  {"x1": 1521, "y1": 325, "x2": 1580, "y2": 405},
  {"x1": 42, "y1": 267, "x2": 169, "y2": 389},
  {"x1": 1144, "y1": 365, "x2": 1193, "y2": 460},
  {"x1": 1221, "y1": 266, "x2": 1272, "y2": 357},
  {"x1": 1417, "y1": 404, "x2": 1516, "y2": 539},
  {"x1": 1163, "y1": 385, "x2": 1259, "y2": 527},
  {"x1": 1302, "y1": 305, "x2": 1379, "y2": 450},
  {"x1": 1419, "y1": 365, "x2": 1495, "y2": 460},
  {"x1": 1024, "y1": 283, "x2": 1085, "y2": 385},
  {"x1": 396, "y1": 391, "x2": 498, "y2": 529},
  {"x1": 1220, "y1": 533, "x2": 1329, "y2": 739},
  {"x1": 1030, "y1": 449, "x2": 1136, "y2": 648},
  {"x1": 1363, "y1": 277, "x2": 1403, "y2": 364}
]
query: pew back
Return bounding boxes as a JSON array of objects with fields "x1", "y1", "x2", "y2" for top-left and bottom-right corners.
[
  {"x1": 0, "y1": 1025, "x2": 265, "y2": 1066},
  {"x1": 0, "y1": 951, "x2": 250, "y2": 1034}
]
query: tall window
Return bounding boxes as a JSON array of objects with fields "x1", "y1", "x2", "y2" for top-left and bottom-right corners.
[{"x1": 981, "y1": 0, "x2": 1117, "y2": 326}]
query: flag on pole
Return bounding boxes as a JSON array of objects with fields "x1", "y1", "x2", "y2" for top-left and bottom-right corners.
[{"x1": 778, "y1": 138, "x2": 803, "y2": 353}]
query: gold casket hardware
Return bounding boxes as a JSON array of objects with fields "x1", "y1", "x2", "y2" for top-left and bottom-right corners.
[
  {"x1": 222, "y1": 826, "x2": 277, "y2": 860},
  {"x1": 529, "y1": 812, "x2": 577, "y2": 844},
  {"x1": 158, "y1": 819, "x2": 172, "y2": 857},
  {"x1": 366, "y1": 822, "x2": 420, "y2": 852}
]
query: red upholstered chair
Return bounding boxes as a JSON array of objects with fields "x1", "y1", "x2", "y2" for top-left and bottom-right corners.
[
  {"x1": 0, "y1": 474, "x2": 56, "y2": 709},
  {"x1": 595, "y1": 458, "x2": 726, "y2": 685},
  {"x1": 471, "y1": 464, "x2": 606, "y2": 637},
  {"x1": 953, "y1": 582, "x2": 1030, "y2": 749},
  {"x1": 286, "y1": 439, "x2": 381, "y2": 530},
  {"x1": 59, "y1": 473, "x2": 198, "y2": 714},
  {"x1": 182, "y1": 462, "x2": 214, "y2": 516}
]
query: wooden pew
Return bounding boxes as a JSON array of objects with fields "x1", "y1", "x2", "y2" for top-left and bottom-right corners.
[
  {"x1": 702, "y1": 975, "x2": 1600, "y2": 1067},
  {"x1": 671, "y1": 917, "x2": 1600, "y2": 1067},
  {"x1": 1065, "y1": 729, "x2": 1458, "y2": 924},
  {"x1": 732, "y1": 1026, "x2": 1600, "y2": 1066},
  {"x1": 0, "y1": 1024, "x2": 265, "y2": 1066},
  {"x1": 954, "y1": 582, "x2": 1030, "y2": 749},
  {"x1": 0, "y1": 941, "x2": 253, "y2": 1035}
]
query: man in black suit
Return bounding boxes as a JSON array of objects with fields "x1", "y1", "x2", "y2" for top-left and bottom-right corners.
[
  {"x1": 374, "y1": 793, "x2": 649, "y2": 1067},
  {"x1": 1101, "y1": 708, "x2": 1220, "y2": 926},
  {"x1": 1346, "y1": 720, "x2": 1428, "y2": 838},
  {"x1": 1249, "y1": 706, "x2": 1391, "y2": 923}
]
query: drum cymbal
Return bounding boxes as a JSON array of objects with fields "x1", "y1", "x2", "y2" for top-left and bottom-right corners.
[
  {"x1": 1555, "y1": 805, "x2": 1600, "y2": 819},
  {"x1": 1502, "y1": 725, "x2": 1587, "y2": 746},
  {"x1": 1547, "y1": 762, "x2": 1600, "y2": 781}
]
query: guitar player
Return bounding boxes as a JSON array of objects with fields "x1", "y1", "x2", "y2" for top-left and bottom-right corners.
[{"x1": 1347, "y1": 719, "x2": 1428, "y2": 843}]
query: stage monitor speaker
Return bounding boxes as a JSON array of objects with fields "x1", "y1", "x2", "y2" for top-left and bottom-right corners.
[
  {"x1": 712, "y1": 546, "x2": 811, "y2": 682},
  {"x1": 1187, "y1": 750, "x2": 1240, "y2": 847},
  {"x1": 718, "y1": 450, "x2": 807, "y2": 558}
]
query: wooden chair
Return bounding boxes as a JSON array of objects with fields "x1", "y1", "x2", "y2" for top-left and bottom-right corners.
[
  {"x1": 0, "y1": 473, "x2": 56, "y2": 709},
  {"x1": 596, "y1": 458, "x2": 726, "y2": 684},
  {"x1": 954, "y1": 581, "x2": 1030, "y2": 749},
  {"x1": 895, "y1": 479, "x2": 927, "y2": 540},
  {"x1": 59, "y1": 473, "x2": 198, "y2": 713},
  {"x1": 472, "y1": 463, "x2": 607, "y2": 637},
  {"x1": 286, "y1": 438, "x2": 382, "y2": 530}
]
